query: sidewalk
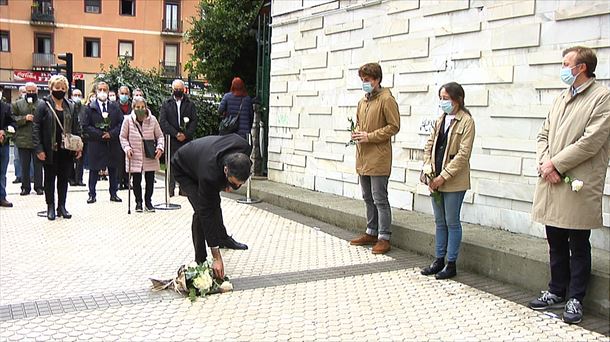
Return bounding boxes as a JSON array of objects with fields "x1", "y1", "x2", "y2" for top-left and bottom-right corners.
[{"x1": 0, "y1": 163, "x2": 608, "y2": 340}]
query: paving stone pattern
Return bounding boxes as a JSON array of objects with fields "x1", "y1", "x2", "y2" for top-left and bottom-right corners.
[{"x1": 0, "y1": 170, "x2": 607, "y2": 340}]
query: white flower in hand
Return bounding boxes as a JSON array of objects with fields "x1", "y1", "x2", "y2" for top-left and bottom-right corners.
[
  {"x1": 102, "y1": 112, "x2": 109, "y2": 119},
  {"x1": 183, "y1": 117, "x2": 190, "y2": 124},
  {"x1": 423, "y1": 164, "x2": 433, "y2": 175},
  {"x1": 7, "y1": 126, "x2": 15, "y2": 134},
  {"x1": 219, "y1": 281, "x2": 233, "y2": 293},
  {"x1": 187, "y1": 261, "x2": 198, "y2": 269},
  {"x1": 571, "y1": 179, "x2": 584, "y2": 192}
]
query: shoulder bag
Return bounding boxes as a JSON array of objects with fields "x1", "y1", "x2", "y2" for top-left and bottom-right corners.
[
  {"x1": 218, "y1": 98, "x2": 244, "y2": 135},
  {"x1": 46, "y1": 102, "x2": 83, "y2": 151},
  {"x1": 133, "y1": 118, "x2": 156, "y2": 159}
]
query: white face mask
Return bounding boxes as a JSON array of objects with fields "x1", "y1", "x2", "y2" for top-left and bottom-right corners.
[
  {"x1": 109, "y1": 95, "x2": 116, "y2": 102},
  {"x1": 97, "y1": 91, "x2": 108, "y2": 101}
]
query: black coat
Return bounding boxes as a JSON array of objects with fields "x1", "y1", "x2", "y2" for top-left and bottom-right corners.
[
  {"x1": 82, "y1": 100, "x2": 124, "y2": 170},
  {"x1": 0, "y1": 100, "x2": 15, "y2": 146},
  {"x1": 159, "y1": 95, "x2": 198, "y2": 154},
  {"x1": 32, "y1": 97, "x2": 79, "y2": 164}
]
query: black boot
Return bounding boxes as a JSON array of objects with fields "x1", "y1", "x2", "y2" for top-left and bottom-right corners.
[
  {"x1": 57, "y1": 205, "x2": 72, "y2": 219},
  {"x1": 435, "y1": 261, "x2": 457, "y2": 279},
  {"x1": 421, "y1": 258, "x2": 445, "y2": 275},
  {"x1": 47, "y1": 204, "x2": 56, "y2": 221}
]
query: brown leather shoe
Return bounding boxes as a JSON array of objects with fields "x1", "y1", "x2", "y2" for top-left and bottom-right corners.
[
  {"x1": 0, "y1": 199, "x2": 13, "y2": 208},
  {"x1": 350, "y1": 234, "x2": 378, "y2": 246},
  {"x1": 372, "y1": 239, "x2": 391, "y2": 254}
]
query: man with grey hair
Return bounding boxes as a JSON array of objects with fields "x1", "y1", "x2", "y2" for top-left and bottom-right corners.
[
  {"x1": 12, "y1": 82, "x2": 44, "y2": 195},
  {"x1": 159, "y1": 79, "x2": 197, "y2": 197}
]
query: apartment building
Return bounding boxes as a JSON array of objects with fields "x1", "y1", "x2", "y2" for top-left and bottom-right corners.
[{"x1": 0, "y1": 0, "x2": 198, "y2": 101}]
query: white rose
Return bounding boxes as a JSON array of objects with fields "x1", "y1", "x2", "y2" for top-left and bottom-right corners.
[
  {"x1": 183, "y1": 117, "x2": 190, "y2": 124},
  {"x1": 423, "y1": 164, "x2": 433, "y2": 175},
  {"x1": 192, "y1": 272, "x2": 213, "y2": 291},
  {"x1": 102, "y1": 112, "x2": 109, "y2": 119},
  {"x1": 7, "y1": 126, "x2": 15, "y2": 134},
  {"x1": 219, "y1": 281, "x2": 233, "y2": 293},
  {"x1": 187, "y1": 261, "x2": 198, "y2": 269},
  {"x1": 571, "y1": 179, "x2": 584, "y2": 192}
]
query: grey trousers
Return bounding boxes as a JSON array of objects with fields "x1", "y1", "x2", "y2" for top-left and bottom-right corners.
[{"x1": 360, "y1": 175, "x2": 391, "y2": 240}]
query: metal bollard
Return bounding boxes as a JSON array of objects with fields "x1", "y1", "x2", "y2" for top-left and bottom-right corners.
[
  {"x1": 154, "y1": 134, "x2": 181, "y2": 210},
  {"x1": 237, "y1": 134, "x2": 261, "y2": 204}
]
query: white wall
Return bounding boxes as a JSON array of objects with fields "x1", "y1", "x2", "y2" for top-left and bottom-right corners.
[{"x1": 268, "y1": 0, "x2": 610, "y2": 250}]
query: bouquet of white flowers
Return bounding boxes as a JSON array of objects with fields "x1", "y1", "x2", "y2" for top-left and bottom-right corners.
[
  {"x1": 346, "y1": 117, "x2": 356, "y2": 146},
  {"x1": 563, "y1": 175, "x2": 584, "y2": 192},
  {"x1": 181, "y1": 116, "x2": 190, "y2": 132},
  {"x1": 150, "y1": 259, "x2": 233, "y2": 302}
]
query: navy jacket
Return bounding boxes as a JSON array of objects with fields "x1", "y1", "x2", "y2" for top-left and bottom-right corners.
[
  {"x1": 218, "y1": 93, "x2": 253, "y2": 139},
  {"x1": 159, "y1": 95, "x2": 197, "y2": 154},
  {"x1": 82, "y1": 100, "x2": 124, "y2": 170}
]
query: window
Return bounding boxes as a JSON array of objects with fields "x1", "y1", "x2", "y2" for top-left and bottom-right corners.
[
  {"x1": 118, "y1": 40, "x2": 134, "y2": 59},
  {"x1": 164, "y1": 1, "x2": 180, "y2": 31},
  {"x1": 84, "y1": 37, "x2": 100, "y2": 58},
  {"x1": 35, "y1": 33, "x2": 52, "y2": 54},
  {"x1": 120, "y1": 0, "x2": 135, "y2": 16},
  {"x1": 84, "y1": 0, "x2": 100, "y2": 13},
  {"x1": 164, "y1": 43, "x2": 178, "y2": 66},
  {"x1": 0, "y1": 0, "x2": 7, "y2": 6},
  {"x1": 0, "y1": 31, "x2": 9, "y2": 52}
]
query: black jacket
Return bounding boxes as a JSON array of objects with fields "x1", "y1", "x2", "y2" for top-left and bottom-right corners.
[
  {"x1": 82, "y1": 100, "x2": 124, "y2": 170},
  {"x1": 159, "y1": 95, "x2": 198, "y2": 152},
  {"x1": 32, "y1": 97, "x2": 79, "y2": 164},
  {"x1": 0, "y1": 100, "x2": 15, "y2": 146}
]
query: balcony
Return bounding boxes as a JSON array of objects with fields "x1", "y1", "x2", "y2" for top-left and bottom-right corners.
[
  {"x1": 32, "y1": 53, "x2": 55, "y2": 68},
  {"x1": 30, "y1": 4, "x2": 55, "y2": 25},
  {"x1": 161, "y1": 20, "x2": 183, "y2": 36},
  {"x1": 160, "y1": 61, "x2": 181, "y2": 77}
]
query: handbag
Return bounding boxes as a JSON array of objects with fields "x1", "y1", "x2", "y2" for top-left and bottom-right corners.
[
  {"x1": 133, "y1": 118, "x2": 156, "y2": 159},
  {"x1": 47, "y1": 102, "x2": 83, "y2": 152},
  {"x1": 218, "y1": 98, "x2": 244, "y2": 135}
]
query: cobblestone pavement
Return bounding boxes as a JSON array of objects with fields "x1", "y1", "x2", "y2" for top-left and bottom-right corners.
[{"x1": 0, "y1": 164, "x2": 608, "y2": 341}]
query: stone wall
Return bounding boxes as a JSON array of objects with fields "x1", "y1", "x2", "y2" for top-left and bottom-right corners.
[{"x1": 267, "y1": 0, "x2": 610, "y2": 250}]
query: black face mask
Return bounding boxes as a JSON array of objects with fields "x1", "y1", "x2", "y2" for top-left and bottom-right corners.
[
  {"x1": 173, "y1": 89, "x2": 184, "y2": 98},
  {"x1": 226, "y1": 177, "x2": 241, "y2": 190},
  {"x1": 26, "y1": 93, "x2": 38, "y2": 102},
  {"x1": 52, "y1": 90, "x2": 66, "y2": 100}
]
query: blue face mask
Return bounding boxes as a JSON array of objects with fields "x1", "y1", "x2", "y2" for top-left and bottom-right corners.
[
  {"x1": 119, "y1": 94, "x2": 129, "y2": 103},
  {"x1": 362, "y1": 82, "x2": 373, "y2": 93},
  {"x1": 560, "y1": 64, "x2": 582, "y2": 86},
  {"x1": 440, "y1": 99, "x2": 453, "y2": 114}
]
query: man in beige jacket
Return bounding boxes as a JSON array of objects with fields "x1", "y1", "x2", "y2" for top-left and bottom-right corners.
[
  {"x1": 349, "y1": 63, "x2": 400, "y2": 254},
  {"x1": 529, "y1": 46, "x2": 610, "y2": 324}
]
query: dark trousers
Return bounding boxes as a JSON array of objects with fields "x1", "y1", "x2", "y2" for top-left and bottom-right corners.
[
  {"x1": 18, "y1": 148, "x2": 43, "y2": 192},
  {"x1": 71, "y1": 142, "x2": 86, "y2": 184},
  {"x1": 132, "y1": 171, "x2": 154, "y2": 204},
  {"x1": 43, "y1": 149, "x2": 73, "y2": 206},
  {"x1": 546, "y1": 226, "x2": 591, "y2": 302},
  {"x1": 88, "y1": 167, "x2": 118, "y2": 198}
]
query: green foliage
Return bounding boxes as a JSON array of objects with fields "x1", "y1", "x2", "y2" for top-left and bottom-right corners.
[
  {"x1": 96, "y1": 58, "x2": 170, "y2": 117},
  {"x1": 190, "y1": 94, "x2": 222, "y2": 138},
  {"x1": 185, "y1": 0, "x2": 260, "y2": 93}
]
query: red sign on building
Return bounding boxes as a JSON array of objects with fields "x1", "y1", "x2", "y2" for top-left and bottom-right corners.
[{"x1": 13, "y1": 70, "x2": 85, "y2": 84}]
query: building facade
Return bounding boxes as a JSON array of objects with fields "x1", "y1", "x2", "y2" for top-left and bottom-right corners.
[
  {"x1": 0, "y1": 0, "x2": 198, "y2": 100},
  {"x1": 268, "y1": 0, "x2": 610, "y2": 250}
]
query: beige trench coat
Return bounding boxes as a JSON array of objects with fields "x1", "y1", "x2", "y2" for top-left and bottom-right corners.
[{"x1": 532, "y1": 78, "x2": 610, "y2": 229}]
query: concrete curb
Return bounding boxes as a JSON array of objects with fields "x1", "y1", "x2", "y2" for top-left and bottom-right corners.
[{"x1": 241, "y1": 179, "x2": 610, "y2": 319}]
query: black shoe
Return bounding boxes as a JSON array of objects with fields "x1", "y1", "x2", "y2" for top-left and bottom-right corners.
[
  {"x1": 57, "y1": 205, "x2": 72, "y2": 219},
  {"x1": 77, "y1": 182, "x2": 86, "y2": 186},
  {"x1": 435, "y1": 262, "x2": 457, "y2": 279},
  {"x1": 20, "y1": 189, "x2": 30, "y2": 196},
  {"x1": 421, "y1": 258, "x2": 445, "y2": 276},
  {"x1": 35, "y1": 189, "x2": 44, "y2": 195},
  {"x1": 0, "y1": 199, "x2": 13, "y2": 207},
  {"x1": 529, "y1": 291, "x2": 565, "y2": 310},
  {"x1": 179, "y1": 189, "x2": 187, "y2": 197},
  {"x1": 563, "y1": 298, "x2": 583, "y2": 324},
  {"x1": 69, "y1": 180, "x2": 77, "y2": 186},
  {"x1": 110, "y1": 195, "x2": 122, "y2": 202},
  {"x1": 101, "y1": 175, "x2": 108, "y2": 181},
  {"x1": 47, "y1": 204, "x2": 56, "y2": 220},
  {"x1": 87, "y1": 196, "x2": 96, "y2": 204},
  {"x1": 12, "y1": 177, "x2": 21, "y2": 184},
  {"x1": 169, "y1": 190, "x2": 175, "y2": 197},
  {"x1": 135, "y1": 202, "x2": 143, "y2": 213},
  {"x1": 218, "y1": 236, "x2": 248, "y2": 250},
  {"x1": 145, "y1": 202, "x2": 155, "y2": 212}
]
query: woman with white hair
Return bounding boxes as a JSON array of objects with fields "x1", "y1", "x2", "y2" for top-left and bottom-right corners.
[
  {"x1": 119, "y1": 96, "x2": 164, "y2": 212},
  {"x1": 33, "y1": 75, "x2": 82, "y2": 220}
]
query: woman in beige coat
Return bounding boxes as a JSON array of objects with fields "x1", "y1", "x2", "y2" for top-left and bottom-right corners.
[
  {"x1": 119, "y1": 96, "x2": 164, "y2": 212},
  {"x1": 420, "y1": 82, "x2": 475, "y2": 280}
]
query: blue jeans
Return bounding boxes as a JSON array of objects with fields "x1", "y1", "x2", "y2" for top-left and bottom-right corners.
[
  {"x1": 431, "y1": 191, "x2": 466, "y2": 262},
  {"x1": 12, "y1": 145, "x2": 21, "y2": 178},
  {"x1": 0, "y1": 144, "x2": 9, "y2": 199}
]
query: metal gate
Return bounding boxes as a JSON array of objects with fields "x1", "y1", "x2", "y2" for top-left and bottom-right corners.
[{"x1": 254, "y1": 10, "x2": 271, "y2": 176}]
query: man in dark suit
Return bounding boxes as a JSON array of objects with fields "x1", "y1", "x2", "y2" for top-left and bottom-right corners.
[
  {"x1": 171, "y1": 134, "x2": 250, "y2": 277},
  {"x1": 0, "y1": 85, "x2": 15, "y2": 207},
  {"x1": 159, "y1": 79, "x2": 197, "y2": 197},
  {"x1": 82, "y1": 81, "x2": 124, "y2": 203}
]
